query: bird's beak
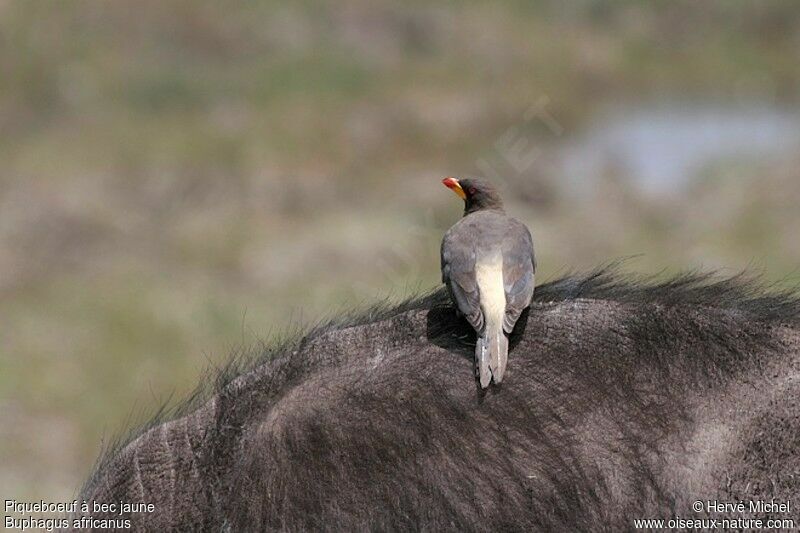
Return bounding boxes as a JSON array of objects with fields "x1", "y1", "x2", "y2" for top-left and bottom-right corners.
[{"x1": 442, "y1": 177, "x2": 466, "y2": 200}]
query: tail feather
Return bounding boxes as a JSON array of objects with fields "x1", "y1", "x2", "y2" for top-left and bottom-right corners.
[
  {"x1": 491, "y1": 330, "x2": 509, "y2": 383},
  {"x1": 476, "y1": 325, "x2": 508, "y2": 388},
  {"x1": 474, "y1": 250, "x2": 509, "y2": 388},
  {"x1": 476, "y1": 336, "x2": 492, "y2": 388}
]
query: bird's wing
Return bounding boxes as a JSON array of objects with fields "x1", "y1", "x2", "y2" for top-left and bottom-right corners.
[
  {"x1": 441, "y1": 233, "x2": 484, "y2": 333},
  {"x1": 502, "y1": 221, "x2": 536, "y2": 334}
]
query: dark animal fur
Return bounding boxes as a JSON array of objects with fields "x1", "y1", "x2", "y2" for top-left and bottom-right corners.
[{"x1": 76, "y1": 267, "x2": 800, "y2": 531}]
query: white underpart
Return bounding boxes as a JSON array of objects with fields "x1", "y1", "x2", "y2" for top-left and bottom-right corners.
[{"x1": 475, "y1": 250, "x2": 506, "y2": 335}]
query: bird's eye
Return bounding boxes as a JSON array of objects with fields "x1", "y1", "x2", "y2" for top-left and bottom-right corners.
[{"x1": 468, "y1": 187, "x2": 477, "y2": 195}]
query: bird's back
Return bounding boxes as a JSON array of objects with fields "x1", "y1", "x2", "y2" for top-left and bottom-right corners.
[{"x1": 444, "y1": 210, "x2": 515, "y2": 256}]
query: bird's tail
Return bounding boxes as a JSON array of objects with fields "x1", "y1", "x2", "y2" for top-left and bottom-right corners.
[
  {"x1": 476, "y1": 324, "x2": 508, "y2": 388},
  {"x1": 474, "y1": 250, "x2": 509, "y2": 388}
]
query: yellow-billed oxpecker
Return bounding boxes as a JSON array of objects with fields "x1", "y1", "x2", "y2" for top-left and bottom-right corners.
[{"x1": 441, "y1": 177, "x2": 536, "y2": 388}]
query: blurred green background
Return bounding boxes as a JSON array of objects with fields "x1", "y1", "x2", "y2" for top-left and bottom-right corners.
[{"x1": 2, "y1": 0, "x2": 799, "y2": 502}]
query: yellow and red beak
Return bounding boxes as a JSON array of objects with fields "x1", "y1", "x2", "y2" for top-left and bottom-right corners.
[{"x1": 442, "y1": 177, "x2": 466, "y2": 200}]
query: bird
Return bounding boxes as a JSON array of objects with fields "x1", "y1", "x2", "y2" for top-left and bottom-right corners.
[{"x1": 440, "y1": 177, "x2": 536, "y2": 388}]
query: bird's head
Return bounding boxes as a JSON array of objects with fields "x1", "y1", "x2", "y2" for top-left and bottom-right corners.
[{"x1": 442, "y1": 177, "x2": 504, "y2": 215}]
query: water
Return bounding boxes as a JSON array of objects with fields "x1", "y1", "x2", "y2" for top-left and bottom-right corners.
[{"x1": 561, "y1": 104, "x2": 800, "y2": 196}]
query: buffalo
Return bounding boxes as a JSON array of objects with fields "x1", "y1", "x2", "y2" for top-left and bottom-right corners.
[{"x1": 75, "y1": 268, "x2": 800, "y2": 531}]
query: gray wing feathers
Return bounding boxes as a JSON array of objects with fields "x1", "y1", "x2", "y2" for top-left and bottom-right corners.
[
  {"x1": 441, "y1": 236, "x2": 484, "y2": 333},
  {"x1": 501, "y1": 222, "x2": 536, "y2": 334}
]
